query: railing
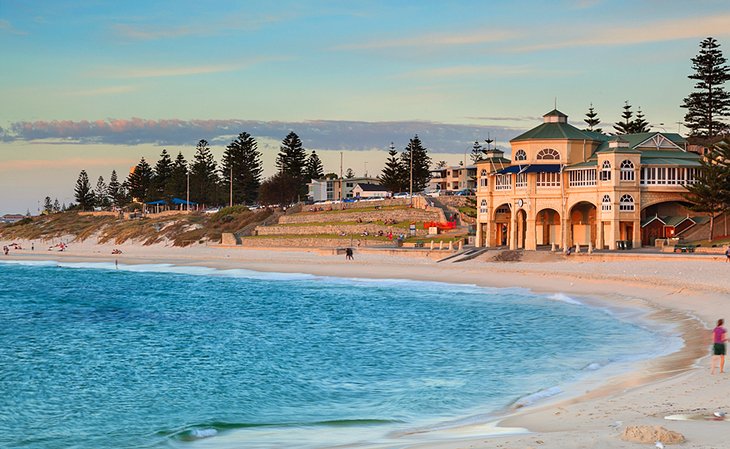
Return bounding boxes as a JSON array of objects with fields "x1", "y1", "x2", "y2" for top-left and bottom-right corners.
[{"x1": 567, "y1": 169, "x2": 596, "y2": 187}]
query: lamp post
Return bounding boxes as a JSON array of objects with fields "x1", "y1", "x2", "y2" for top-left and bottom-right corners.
[
  {"x1": 409, "y1": 144, "x2": 413, "y2": 207},
  {"x1": 229, "y1": 165, "x2": 233, "y2": 208},
  {"x1": 186, "y1": 169, "x2": 190, "y2": 212}
]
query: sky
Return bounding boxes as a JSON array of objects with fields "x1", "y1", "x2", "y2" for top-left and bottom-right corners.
[{"x1": 1, "y1": 0, "x2": 729, "y2": 214}]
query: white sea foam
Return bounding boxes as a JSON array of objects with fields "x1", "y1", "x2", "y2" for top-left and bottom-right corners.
[
  {"x1": 513, "y1": 386, "x2": 563, "y2": 408},
  {"x1": 546, "y1": 292, "x2": 583, "y2": 305},
  {"x1": 189, "y1": 428, "x2": 217, "y2": 439}
]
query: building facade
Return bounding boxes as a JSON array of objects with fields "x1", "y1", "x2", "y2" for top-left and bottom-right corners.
[
  {"x1": 429, "y1": 164, "x2": 477, "y2": 193},
  {"x1": 307, "y1": 177, "x2": 381, "y2": 202},
  {"x1": 475, "y1": 110, "x2": 701, "y2": 251}
]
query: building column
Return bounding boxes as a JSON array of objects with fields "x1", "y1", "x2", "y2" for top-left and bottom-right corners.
[
  {"x1": 485, "y1": 220, "x2": 492, "y2": 247},
  {"x1": 509, "y1": 212, "x2": 517, "y2": 250},
  {"x1": 596, "y1": 219, "x2": 604, "y2": 250},
  {"x1": 632, "y1": 219, "x2": 642, "y2": 249},
  {"x1": 609, "y1": 219, "x2": 621, "y2": 250},
  {"x1": 476, "y1": 222, "x2": 483, "y2": 248},
  {"x1": 525, "y1": 217, "x2": 537, "y2": 251},
  {"x1": 561, "y1": 218, "x2": 570, "y2": 251}
]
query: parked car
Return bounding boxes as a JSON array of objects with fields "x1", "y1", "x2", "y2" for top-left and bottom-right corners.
[
  {"x1": 426, "y1": 190, "x2": 441, "y2": 197},
  {"x1": 392, "y1": 192, "x2": 410, "y2": 198},
  {"x1": 455, "y1": 189, "x2": 475, "y2": 196}
]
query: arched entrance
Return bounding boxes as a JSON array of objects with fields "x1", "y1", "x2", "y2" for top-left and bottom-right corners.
[
  {"x1": 535, "y1": 208, "x2": 560, "y2": 247},
  {"x1": 569, "y1": 202, "x2": 597, "y2": 247},
  {"x1": 493, "y1": 203, "x2": 511, "y2": 246}
]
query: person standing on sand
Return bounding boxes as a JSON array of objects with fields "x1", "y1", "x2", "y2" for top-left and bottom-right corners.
[
  {"x1": 345, "y1": 247, "x2": 353, "y2": 260},
  {"x1": 711, "y1": 319, "x2": 727, "y2": 375}
]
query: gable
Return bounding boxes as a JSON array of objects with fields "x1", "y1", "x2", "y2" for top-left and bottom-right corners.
[{"x1": 635, "y1": 134, "x2": 683, "y2": 151}]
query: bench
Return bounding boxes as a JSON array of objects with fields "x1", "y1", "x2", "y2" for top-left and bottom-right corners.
[{"x1": 673, "y1": 245, "x2": 696, "y2": 253}]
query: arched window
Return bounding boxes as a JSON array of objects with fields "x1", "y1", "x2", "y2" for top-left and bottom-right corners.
[
  {"x1": 480, "y1": 199, "x2": 488, "y2": 214},
  {"x1": 601, "y1": 160, "x2": 612, "y2": 181},
  {"x1": 536, "y1": 148, "x2": 560, "y2": 160},
  {"x1": 480, "y1": 169, "x2": 488, "y2": 187},
  {"x1": 514, "y1": 149, "x2": 527, "y2": 161},
  {"x1": 620, "y1": 160, "x2": 635, "y2": 181},
  {"x1": 601, "y1": 194, "x2": 611, "y2": 212},
  {"x1": 619, "y1": 194, "x2": 634, "y2": 212}
]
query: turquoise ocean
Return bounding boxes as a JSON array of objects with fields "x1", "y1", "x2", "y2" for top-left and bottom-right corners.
[{"x1": 0, "y1": 260, "x2": 679, "y2": 449}]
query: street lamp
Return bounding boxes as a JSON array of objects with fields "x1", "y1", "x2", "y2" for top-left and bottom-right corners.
[{"x1": 186, "y1": 169, "x2": 190, "y2": 212}]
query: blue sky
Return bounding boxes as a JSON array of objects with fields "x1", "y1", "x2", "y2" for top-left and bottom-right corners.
[{"x1": 1, "y1": 0, "x2": 729, "y2": 213}]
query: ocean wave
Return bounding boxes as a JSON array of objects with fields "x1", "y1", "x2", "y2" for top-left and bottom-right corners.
[
  {"x1": 164, "y1": 418, "x2": 402, "y2": 441},
  {"x1": 512, "y1": 386, "x2": 563, "y2": 408},
  {"x1": 545, "y1": 292, "x2": 583, "y2": 305}
]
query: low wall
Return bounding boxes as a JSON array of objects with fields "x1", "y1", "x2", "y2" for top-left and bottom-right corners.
[
  {"x1": 255, "y1": 224, "x2": 426, "y2": 236},
  {"x1": 278, "y1": 208, "x2": 440, "y2": 225},
  {"x1": 78, "y1": 211, "x2": 119, "y2": 217},
  {"x1": 240, "y1": 237, "x2": 394, "y2": 248}
]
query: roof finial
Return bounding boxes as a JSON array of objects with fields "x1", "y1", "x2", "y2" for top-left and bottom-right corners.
[{"x1": 554, "y1": 97, "x2": 557, "y2": 110}]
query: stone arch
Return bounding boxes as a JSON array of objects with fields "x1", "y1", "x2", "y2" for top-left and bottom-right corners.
[
  {"x1": 640, "y1": 199, "x2": 696, "y2": 245},
  {"x1": 535, "y1": 208, "x2": 560, "y2": 246},
  {"x1": 569, "y1": 201, "x2": 597, "y2": 247},
  {"x1": 493, "y1": 202, "x2": 511, "y2": 246},
  {"x1": 515, "y1": 208, "x2": 528, "y2": 249}
]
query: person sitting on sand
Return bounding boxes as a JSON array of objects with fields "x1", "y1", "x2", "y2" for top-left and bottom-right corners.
[
  {"x1": 725, "y1": 246, "x2": 730, "y2": 263},
  {"x1": 712, "y1": 318, "x2": 727, "y2": 375}
]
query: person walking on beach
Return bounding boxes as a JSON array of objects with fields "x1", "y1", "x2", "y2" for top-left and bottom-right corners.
[
  {"x1": 711, "y1": 319, "x2": 727, "y2": 375},
  {"x1": 345, "y1": 247, "x2": 354, "y2": 260}
]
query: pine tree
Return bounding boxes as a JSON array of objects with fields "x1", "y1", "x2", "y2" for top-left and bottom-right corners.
[
  {"x1": 379, "y1": 146, "x2": 407, "y2": 193},
  {"x1": 305, "y1": 150, "x2": 324, "y2": 181},
  {"x1": 190, "y1": 139, "x2": 220, "y2": 205},
  {"x1": 152, "y1": 149, "x2": 173, "y2": 200},
  {"x1": 631, "y1": 107, "x2": 651, "y2": 133},
  {"x1": 52, "y1": 198, "x2": 60, "y2": 213},
  {"x1": 276, "y1": 132, "x2": 308, "y2": 198},
  {"x1": 400, "y1": 135, "x2": 432, "y2": 193},
  {"x1": 95, "y1": 175, "x2": 110, "y2": 208},
  {"x1": 127, "y1": 157, "x2": 154, "y2": 203},
  {"x1": 470, "y1": 141, "x2": 483, "y2": 164},
  {"x1": 682, "y1": 37, "x2": 730, "y2": 140},
  {"x1": 684, "y1": 139, "x2": 730, "y2": 241},
  {"x1": 583, "y1": 103, "x2": 602, "y2": 133},
  {"x1": 74, "y1": 170, "x2": 95, "y2": 211},
  {"x1": 43, "y1": 196, "x2": 53, "y2": 214},
  {"x1": 107, "y1": 170, "x2": 123, "y2": 207},
  {"x1": 169, "y1": 152, "x2": 189, "y2": 201},
  {"x1": 221, "y1": 132, "x2": 263, "y2": 205},
  {"x1": 613, "y1": 101, "x2": 634, "y2": 135}
]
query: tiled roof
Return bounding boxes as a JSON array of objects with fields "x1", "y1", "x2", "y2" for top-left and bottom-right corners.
[{"x1": 510, "y1": 122, "x2": 608, "y2": 142}]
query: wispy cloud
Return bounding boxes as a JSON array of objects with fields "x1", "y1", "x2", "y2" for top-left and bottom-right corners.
[
  {"x1": 335, "y1": 29, "x2": 513, "y2": 50},
  {"x1": 400, "y1": 65, "x2": 533, "y2": 79},
  {"x1": 0, "y1": 118, "x2": 524, "y2": 153},
  {"x1": 60, "y1": 85, "x2": 138, "y2": 97},
  {"x1": 466, "y1": 116, "x2": 542, "y2": 123},
  {"x1": 112, "y1": 12, "x2": 293, "y2": 41},
  {"x1": 513, "y1": 14, "x2": 730, "y2": 52},
  {"x1": 91, "y1": 58, "x2": 277, "y2": 79},
  {"x1": 0, "y1": 157, "x2": 135, "y2": 172},
  {"x1": 0, "y1": 19, "x2": 26, "y2": 35}
]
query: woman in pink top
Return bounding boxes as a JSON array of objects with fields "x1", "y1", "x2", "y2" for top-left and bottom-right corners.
[{"x1": 712, "y1": 319, "x2": 727, "y2": 375}]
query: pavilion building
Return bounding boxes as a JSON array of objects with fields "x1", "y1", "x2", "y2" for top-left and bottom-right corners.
[{"x1": 475, "y1": 109, "x2": 702, "y2": 251}]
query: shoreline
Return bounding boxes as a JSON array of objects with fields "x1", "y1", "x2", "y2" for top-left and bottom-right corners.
[{"x1": 2, "y1": 241, "x2": 729, "y2": 448}]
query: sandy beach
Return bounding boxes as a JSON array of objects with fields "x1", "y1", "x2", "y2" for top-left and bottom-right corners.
[{"x1": 3, "y1": 239, "x2": 730, "y2": 449}]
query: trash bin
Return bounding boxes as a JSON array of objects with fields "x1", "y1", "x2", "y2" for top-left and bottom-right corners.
[
  {"x1": 616, "y1": 240, "x2": 624, "y2": 250},
  {"x1": 625, "y1": 240, "x2": 633, "y2": 250}
]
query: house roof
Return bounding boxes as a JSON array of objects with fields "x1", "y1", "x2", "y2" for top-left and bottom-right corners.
[
  {"x1": 354, "y1": 183, "x2": 387, "y2": 192},
  {"x1": 510, "y1": 122, "x2": 605, "y2": 142},
  {"x1": 641, "y1": 215, "x2": 696, "y2": 228}
]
